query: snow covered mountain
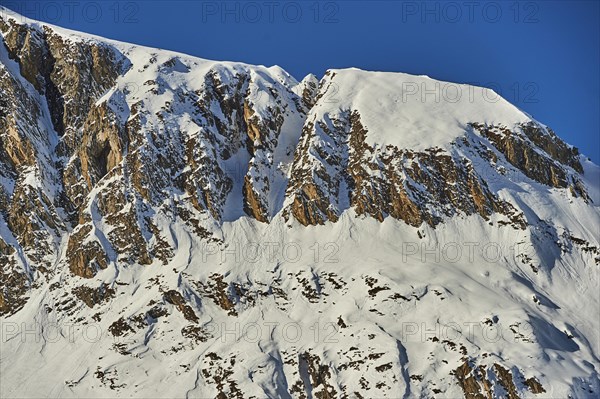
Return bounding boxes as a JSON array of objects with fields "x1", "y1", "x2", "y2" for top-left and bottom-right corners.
[{"x1": 1, "y1": 6, "x2": 599, "y2": 398}]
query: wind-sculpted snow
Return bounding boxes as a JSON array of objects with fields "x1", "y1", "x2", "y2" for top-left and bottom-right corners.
[{"x1": 1, "y1": 6, "x2": 599, "y2": 399}]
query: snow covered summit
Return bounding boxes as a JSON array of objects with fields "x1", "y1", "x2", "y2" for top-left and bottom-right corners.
[{"x1": 1, "y1": 6, "x2": 599, "y2": 399}]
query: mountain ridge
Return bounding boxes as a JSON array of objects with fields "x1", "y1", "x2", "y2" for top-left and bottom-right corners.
[{"x1": 1, "y1": 6, "x2": 599, "y2": 399}]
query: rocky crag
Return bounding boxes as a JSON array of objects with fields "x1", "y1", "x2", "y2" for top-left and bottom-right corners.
[{"x1": 1, "y1": 8, "x2": 599, "y2": 399}]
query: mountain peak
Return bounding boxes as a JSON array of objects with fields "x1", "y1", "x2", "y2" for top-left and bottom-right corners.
[{"x1": 1, "y1": 8, "x2": 599, "y2": 399}]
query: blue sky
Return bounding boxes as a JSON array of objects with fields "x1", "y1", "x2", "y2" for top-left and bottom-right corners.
[{"x1": 2, "y1": 0, "x2": 599, "y2": 162}]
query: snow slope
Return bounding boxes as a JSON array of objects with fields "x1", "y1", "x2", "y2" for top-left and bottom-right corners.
[
  {"x1": 0, "y1": 5, "x2": 599, "y2": 399},
  {"x1": 314, "y1": 68, "x2": 531, "y2": 151}
]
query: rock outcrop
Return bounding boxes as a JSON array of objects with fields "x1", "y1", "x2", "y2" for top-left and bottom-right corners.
[
  {"x1": 1, "y1": 8, "x2": 598, "y2": 399},
  {"x1": 285, "y1": 110, "x2": 527, "y2": 229}
]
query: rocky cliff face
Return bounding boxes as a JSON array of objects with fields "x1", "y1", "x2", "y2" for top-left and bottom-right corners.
[{"x1": 1, "y1": 8, "x2": 599, "y2": 399}]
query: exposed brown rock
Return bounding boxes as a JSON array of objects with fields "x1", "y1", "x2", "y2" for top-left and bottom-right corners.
[
  {"x1": 524, "y1": 376, "x2": 546, "y2": 394},
  {"x1": 79, "y1": 103, "x2": 126, "y2": 188},
  {"x1": 520, "y1": 122, "x2": 582, "y2": 173},
  {"x1": 7, "y1": 184, "x2": 62, "y2": 268},
  {"x1": 1, "y1": 19, "x2": 121, "y2": 140},
  {"x1": 300, "y1": 74, "x2": 319, "y2": 109},
  {"x1": 493, "y1": 364, "x2": 519, "y2": 399},
  {"x1": 287, "y1": 111, "x2": 526, "y2": 229},
  {"x1": 241, "y1": 92, "x2": 286, "y2": 222},
  {"x1": 194, "y1": 274, "x2": 237, "y2": 316},
  {"x1": 144, "y1": 217, "x2": 173, "y2": 265},
  {"x1": 178, "y1": 134, "x2": 232, "y2": 220},
  {"x1": 242, "y1": 175, "x2": 269, "y2": 222},
  {"x1": 108, "y1": 317, "x2": 134, "y2": 337},
  {"x1": 200, "y1": 352, "x2": 245, "y2": 399},
  {"x1": 0, "y1": 252, "x2": 29, "y2": 316},
  {"x1": 454, "y1": 360, "x2": 490, "y2": 399},
  {"x1": 67, "y1": 225, "x2": 109, "y2": 278},
  {"x1": 472, "y1": 122, "x2": 589, "y2": 201},
  {"x1": 290, "y1": 182, "x2": 339, "y2": 226},
  {"x1": 298, "y1": 352, "x2": 337, "y2": 399},
  {"x1": 181, "y1": 325, "x2": 211, "y2": 343},
  {"x1": 164, "y1": 290, "x2": 198, "y2": 323},
  {"x1": 97, "y1": 180, "x2": 152, "y2": 266},
  {"x1": 72, "y1": 284, "x2": 115, "y2": 308},
  {"x1": 453, "y1": 360, "x2": 546, "y2": 399}
]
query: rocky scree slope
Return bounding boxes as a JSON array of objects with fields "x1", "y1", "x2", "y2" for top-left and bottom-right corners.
[{"x1": 1, "y1": 8, "x2": 599, "y2": 399}]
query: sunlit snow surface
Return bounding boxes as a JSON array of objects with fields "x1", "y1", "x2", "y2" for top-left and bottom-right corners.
[{"x1": 0, "y1": 5, "x2": 599, "y2": 399}]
